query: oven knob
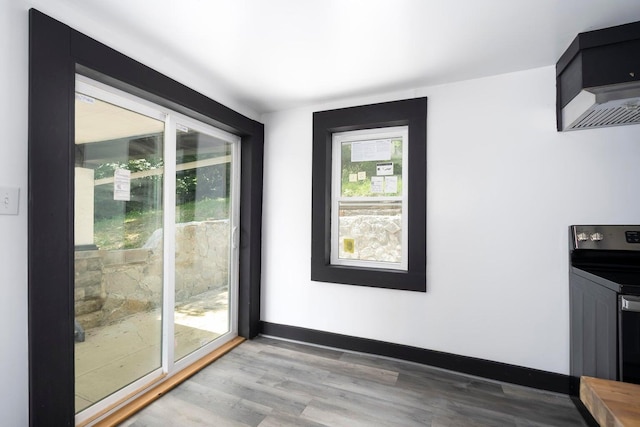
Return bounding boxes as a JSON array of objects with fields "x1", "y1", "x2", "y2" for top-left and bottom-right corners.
[
  {"x1": 577, "y1": 232, "x2": 589, "y2": 241},
  {"x1": 590, "y1": 232, "x2": 604, "y2": 241}
]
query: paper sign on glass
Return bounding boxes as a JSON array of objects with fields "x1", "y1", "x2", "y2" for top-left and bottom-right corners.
[
  {"x1": 357, "y1": 171, "x2": 366, "y2": 181},
  {"x1": 351, "y1": 139, "x2": 392, "y2": 162},
  {"x1": 385, "y1": 175, "x2": 398, "y2": 194},
  {"x1": 343, "y1": 238, "x2": 355, "y2": 254},
  {"x1": 113, "y1": 168, "x2": 131, "y2": 201},
  {"x1": 349, "y1": 173, "x2": 358, "y2": 182},
  {"x1": 377, "y1": 162, "x2": 393, "y2": 176},
  {"x1": 370, "y1": 176, "x2": 384, "y2": 193}
]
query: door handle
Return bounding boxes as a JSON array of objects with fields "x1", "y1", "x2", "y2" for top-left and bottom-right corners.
[
  {"x1": 621, "y1": 295, "x2": 640, "y2": 312},
  {"x1": 232, "y1": 226, "x2": 238, "y2": 249}
]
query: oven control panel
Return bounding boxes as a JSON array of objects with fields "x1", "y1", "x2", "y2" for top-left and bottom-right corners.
[
  {"x1": 572, "y1": 225, "x2": 640, "y2": 250},
  {"x1": 626, "y1": 231, "x2": 640, "y2": 244}
]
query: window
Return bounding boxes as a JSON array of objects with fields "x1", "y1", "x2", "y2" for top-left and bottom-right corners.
[
  {"x1": 331, "y1": 126, "x2": 408, "y2": 270},
  {"x1": 312, "y1": 98, "x2": 427, "y2": 291}
]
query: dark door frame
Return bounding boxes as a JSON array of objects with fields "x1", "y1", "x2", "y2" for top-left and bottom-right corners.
[{"x1": 28, "y1": 9, "x2": 263, "y2": 426}]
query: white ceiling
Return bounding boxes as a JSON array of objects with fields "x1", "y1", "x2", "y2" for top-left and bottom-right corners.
[
  {"x1": 27, "y1": 0, "x2": 640, "y2": 115},
  {"x1": 75, "y1": 94, "x2": 164, "y2": 144}
]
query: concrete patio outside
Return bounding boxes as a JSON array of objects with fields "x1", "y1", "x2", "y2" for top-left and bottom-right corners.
[{"x1": 75, "y1": 290, "x2": 229, "y2": 413}]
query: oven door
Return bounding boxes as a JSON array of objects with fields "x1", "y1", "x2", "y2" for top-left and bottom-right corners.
[{"x1": 620, "y1": 295, "x2": 640, "y2": 384}]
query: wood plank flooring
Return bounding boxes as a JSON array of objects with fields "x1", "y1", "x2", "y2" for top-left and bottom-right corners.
[{"x1": 120, "y1": 336, "x2": 587, "y2": 427}]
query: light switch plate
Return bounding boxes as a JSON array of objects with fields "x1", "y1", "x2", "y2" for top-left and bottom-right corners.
[{"x1": 0, "y1": 187, "x2": 20, "y2": 215}]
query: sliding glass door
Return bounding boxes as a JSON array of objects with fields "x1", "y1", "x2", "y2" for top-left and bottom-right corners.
[
  {"x1": 73, "y1": 76, "x2": 239, "y2": 421},
  {"x1": 173, "y1": 124, "x2": 237, "y2": 362},
  {"x1": 73, "y1": 86, "x2": 165, "y2": 413}
]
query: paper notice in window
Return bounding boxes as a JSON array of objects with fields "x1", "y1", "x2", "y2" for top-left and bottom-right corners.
[
  {"x1": 377, "y1": 162, "x2": 393, "y2": 176},
  {"x1": 351, "y1": 139, "x2": 392, "y2": 162},
  {"x1": 371, "y1": 176, "x2": 384, "y2": 193},
  {"x1": 385, "y1": 175, "x2": 398, "y2": 194},
  {"x1": 113, "y1": 168, "x2": 131, "y2": 201},
  {"x1": 357, "y1": 171, "x2": 366, "y2": 181},
  {"x1": 349, "y1": 173, "x2": 358, "y2": 182},
  {"x1": 343, "y1": 238, "x2": 355, "y2": 254}
]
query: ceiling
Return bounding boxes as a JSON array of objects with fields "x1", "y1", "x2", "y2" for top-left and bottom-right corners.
[
  {"x1": 27, "y1": 0, "x2": 640, "y2": 115},
  {"x1": 75, "y1": 93, "x2": 164, "y2": 145}
]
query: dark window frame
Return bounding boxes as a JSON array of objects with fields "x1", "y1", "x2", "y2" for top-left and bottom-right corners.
[
  {"x1": 28, "y1": 9, "x2": 263, "y2": 425},
  {"x1": 311, "y1": 98, "x2": 427, "y2": 291}
]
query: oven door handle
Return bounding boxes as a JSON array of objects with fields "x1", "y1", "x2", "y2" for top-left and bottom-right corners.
[{"x1": 621, "y1": 295, "x2": 640, "y2": 312}]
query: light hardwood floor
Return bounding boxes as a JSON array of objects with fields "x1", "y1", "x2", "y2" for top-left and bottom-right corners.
[{"x1": 120, "y1": 336, "x2": 587, "y2": 426}]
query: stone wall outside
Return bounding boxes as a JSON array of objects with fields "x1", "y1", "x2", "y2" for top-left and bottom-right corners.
[
  {"x1": 74, "y1": 220, "x2": 229, "y2": 330},
  {"x1": 337, "y1": 214, "x2": 402, "y2": 263}
]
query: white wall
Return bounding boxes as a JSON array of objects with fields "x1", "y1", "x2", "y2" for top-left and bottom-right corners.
[
  {"x1": 1, "y1": 0, "x2": 29, "y2": 424},
  {"x1": 261, "y1": 65, "x2": 640, "y2": 375}
]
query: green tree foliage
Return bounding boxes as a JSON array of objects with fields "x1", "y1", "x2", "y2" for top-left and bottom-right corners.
[
  {"x1": 94, "y1": 156, "x2": 164, "y2": 220},
  {"x1": 175, "y1": 154, "x2": 230, "y2": 204},
  {"x1": 340, "y1": 139, "x2": 403, "y2": 197},
  {"x1": 94, "y1": 155, "x2": 230, "y2": 220}
]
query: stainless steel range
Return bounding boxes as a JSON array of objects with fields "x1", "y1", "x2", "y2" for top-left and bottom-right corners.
[{"x1": 569, "y1": 225, "x2": 640, "y2": 387}]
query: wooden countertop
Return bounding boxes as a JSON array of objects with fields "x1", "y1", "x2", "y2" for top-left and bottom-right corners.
[{"x1": 581, "y1": 376, "x2": 640, "y2": 426}]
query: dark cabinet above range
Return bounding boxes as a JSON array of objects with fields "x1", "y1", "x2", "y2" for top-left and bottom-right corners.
[{"x1": 556, "y1": 20, "x2": 640, "y2": 131}]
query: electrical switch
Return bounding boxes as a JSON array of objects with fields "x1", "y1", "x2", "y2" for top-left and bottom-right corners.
[{"x1": 0, "y1": 187, "x2": 19, "y2": 215}]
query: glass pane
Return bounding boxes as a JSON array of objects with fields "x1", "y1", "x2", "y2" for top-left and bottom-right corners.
[
  {"x1": 337, "y1": 201, "x2": 402, "y2": 263},
  {"x1": 74, "y1": 92, "x2": 164, "y2": 413},
  {"x1": 340, "y1": 138, "x2": 403, "y2": 197},
  {"x1": 174, "y1": 126, "x2": 233, "y2": 361}
]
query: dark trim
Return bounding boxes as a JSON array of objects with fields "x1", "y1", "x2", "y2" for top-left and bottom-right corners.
[
  {"x1": 238, "y1": 122, "x2": 264, "y2": 339},
  {"x1": 260, "y1": 322, "x2": 573, "y2": 394},
  {"x1": 29, "y1": 9, "x2": 263, "y2": 425},
  {"x1": 570, "y1": 396, "x2": 600, "y2": 427},
  {"x1": 311, "y1": 98, "x2": 427, "y2": 292},
  {"x1": 28, "y1": 10, "x2": 75, "y2": 426},
  {"x1": 569, "y1": 375, "x2": 580, "y2": 396}
]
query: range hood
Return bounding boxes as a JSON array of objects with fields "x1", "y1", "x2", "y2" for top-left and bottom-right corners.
[{"x1": 557, "y1": 20, "x2": 640, "y2": 131}]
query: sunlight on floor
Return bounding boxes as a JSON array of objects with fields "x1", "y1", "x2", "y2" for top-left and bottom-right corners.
[{"x1": 74, "y1": 290, "x2": 229, "y2": 414}]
